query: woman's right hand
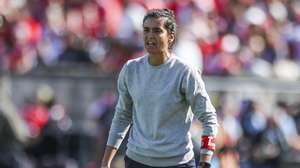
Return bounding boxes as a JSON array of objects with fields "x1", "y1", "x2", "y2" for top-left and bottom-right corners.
[
  {"x1": 100, "y1": 146, "x2": 118, "y2": 168},
  {"x1": 101, "y1": 160, "x2": 111, "y2": 168}
]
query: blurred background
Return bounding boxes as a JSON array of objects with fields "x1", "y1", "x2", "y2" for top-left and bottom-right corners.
[{"x1": 1, "y1": 0, "x2": 300, "y2": 168}]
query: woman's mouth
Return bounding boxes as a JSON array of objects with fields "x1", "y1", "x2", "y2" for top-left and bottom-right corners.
[{"x1": 147, "y1": 41, "x2": 156, "y2": 47}]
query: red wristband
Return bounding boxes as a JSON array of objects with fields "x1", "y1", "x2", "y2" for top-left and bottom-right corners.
[{"x1": 201, "y1": 135, "x2": 216, "y2": 151}]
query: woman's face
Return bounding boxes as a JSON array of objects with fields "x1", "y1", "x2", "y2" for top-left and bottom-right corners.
[{"x1": 143, "y1": 17, "x2": 174, "y2": 55}]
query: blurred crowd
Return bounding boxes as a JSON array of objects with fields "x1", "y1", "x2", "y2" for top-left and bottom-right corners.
[
  {"x1": 0, "y1": 0, "x2": 300, "y2": 80},
  {"x1": 210, "y1": 92, "x2": 300, "y2": 168},
  {"x1": 0, "y1": 77, "x2": 118, "y2": 168},
  {"x1": 2, "y1": 0, "x2": 300, "y2": 168}
]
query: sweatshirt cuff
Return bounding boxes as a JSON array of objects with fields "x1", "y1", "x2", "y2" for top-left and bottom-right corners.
[{"x1": 106, "y1": 132, "x2": 124, "y2": 149}]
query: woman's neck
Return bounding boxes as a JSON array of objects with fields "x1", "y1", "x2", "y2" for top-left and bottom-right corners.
[{"x1": 148, "y1": 52, "x2": 171, "y2": 66}]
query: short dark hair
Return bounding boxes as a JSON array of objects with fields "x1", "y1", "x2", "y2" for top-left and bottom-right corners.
[{"x1": 143, "y1": 9, "x2": 177, "y2": 49}]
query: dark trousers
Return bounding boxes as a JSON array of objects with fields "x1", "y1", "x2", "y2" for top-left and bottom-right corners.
[{"x1": 124, "y1": 155, "x2": 196, "y2": 168}]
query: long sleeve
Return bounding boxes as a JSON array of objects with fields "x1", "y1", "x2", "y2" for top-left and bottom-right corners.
[
  {"x1": 181, "y1": 67, "x2": 218, "y2": 155},
  {"x1": 106, "y1": 63, "x2": 133, "y2": 149}
]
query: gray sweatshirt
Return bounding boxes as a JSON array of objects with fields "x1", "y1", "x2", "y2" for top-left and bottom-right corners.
[{"x1": 107, "y1": 54, "x2": 218, "y2": 167}]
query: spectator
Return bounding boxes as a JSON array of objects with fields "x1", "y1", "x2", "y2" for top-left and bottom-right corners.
[
  {"x1": 0, "y1": 77, "x2": 31, "y2": 168},
  {"x1": 58, "y1": 32, "x2": 91, "y2": 63}
]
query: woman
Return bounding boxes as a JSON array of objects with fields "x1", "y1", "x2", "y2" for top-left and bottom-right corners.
[{"x1": 101, "y1": 9, "x2": 218, "y2": 168}]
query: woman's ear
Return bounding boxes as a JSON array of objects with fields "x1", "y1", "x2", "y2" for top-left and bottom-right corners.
[
  {"x1": 168, "y1": 33, "x2": 175, "y2": 49},
  {"x1": 168, "y1": 33, "x2": 175, "y2": 43}
]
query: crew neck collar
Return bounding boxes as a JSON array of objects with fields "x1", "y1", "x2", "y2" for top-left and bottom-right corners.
[{"x1": 146, "y1": 54, "x2": 174, "y2": 69}]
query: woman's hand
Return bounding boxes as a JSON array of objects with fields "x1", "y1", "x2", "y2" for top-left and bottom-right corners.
[
  {"x1": 199, "y1": 162, "x2": 211, "y2": 168},
  {"x1": 101, "y1": 166, "x2": 110, "y2": 168},
  {"x1": 101, "y1": 146, "x2": 117, "y2": 168}
]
